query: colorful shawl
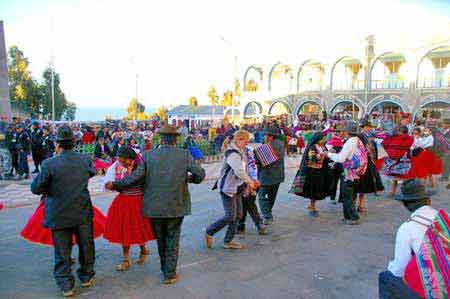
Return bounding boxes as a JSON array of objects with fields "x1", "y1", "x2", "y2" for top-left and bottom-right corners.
[
  {"x1": 289, "y1": 132, "x2": 324, "y2": 196},
  {"x1": 342, "y1": 138, "x2": 368, "y2": 181},
  {"x1": 407, "y1": 209, "x2": 450, "y2": 299},
  {"x1": 434, "y1": 130, "x2": 450, "y2": 155}
]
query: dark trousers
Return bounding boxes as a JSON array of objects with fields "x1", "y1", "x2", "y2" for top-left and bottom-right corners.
[
  {"x1": 378, "y1": 271, "x2": 422, "y2": 299},
  {"x1": 151, "y1": 217, "x2": 184, "y2": 280},
  {"x1": 17, "y1": 150, "x2": 29, "y2": 175},
  {"x1": 258, "y1": 183, "x2": 280, "y2": 220},
  {"x1": 206, "y1": 193, "x2": 242, "y2": 243},
  {"x1": 31, "y1": 149, "x2": 42, "y2": 170},
  {"x1": 10, "y1": 150, "x2": 18, "y2": 174},
  {"x1": 238, "y1": 194, "x2": 262, "y2": 231},
  {"x1": 51, "y1": 222, "x2": 95, "y2": 292},
  {"x1": 442, "y1": 154, "x2": 450, "y2": 181},
  {"x1": 342, "y1": 180, "x2": 359, "y2": 221}
]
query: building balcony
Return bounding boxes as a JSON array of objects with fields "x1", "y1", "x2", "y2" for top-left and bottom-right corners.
[
  {"x1": 417, "y1": 79, "x2": 450, "y2": 89},
  {"x1": 371, "y1": 79, "x2": 406, "y2": 89},
  {"x1": 332, "y1": 80, "x2": 365, "y2": 91}
]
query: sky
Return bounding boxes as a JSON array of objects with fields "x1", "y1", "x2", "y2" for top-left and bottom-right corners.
[{"x1": 1, "y1": 0, "x2": 450, "y2": 111}]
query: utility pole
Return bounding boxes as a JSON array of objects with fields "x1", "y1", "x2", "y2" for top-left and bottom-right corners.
[
  {"x1": 219, "y1": 35, "x2": 238, "y2": 124},
  {"x1": 50, "y1": 17, "x2": 55, "y2": 122}
]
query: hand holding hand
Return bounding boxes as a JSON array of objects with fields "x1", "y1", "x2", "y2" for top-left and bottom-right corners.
[{"x1": 105, "y1": 181, "x2": 113, "y2": 190}]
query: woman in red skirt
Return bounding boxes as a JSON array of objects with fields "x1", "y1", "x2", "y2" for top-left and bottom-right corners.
[
  {"x1": 103, "y1": 147, "x2": 154, "y2": 271},
  {"x1": 20, "y1": 199, "x2": 106, "y2": 246},
  {"x1": 416, "y1": 127, "x2": 442, "y2": 187}
]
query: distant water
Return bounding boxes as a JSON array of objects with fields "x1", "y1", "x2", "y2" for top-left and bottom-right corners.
[{"x1": 76, "y1": 107, "x2": 155, "y2": 121}]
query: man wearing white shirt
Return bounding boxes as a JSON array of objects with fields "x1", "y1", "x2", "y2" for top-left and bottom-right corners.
[
  {"x1": 327, "y1": 122, "x2": 367, "y2": 224},
  {"x1": 378, "y1": 179, "x2": 437, "y2": 299}
]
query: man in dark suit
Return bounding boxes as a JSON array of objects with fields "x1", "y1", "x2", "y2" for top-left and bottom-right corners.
[
  {"x1": 30, "y1": 120, "x2": 44, "y2": 173},
  {"x1": 257, "y1": 127, "x2": 285, "y2": 225},
  {"x1": 31, "y1": 125, "x2": 96, "y2": 297},
  {"x1": 105, "y1": 125, "x2": 205, "y2": 284}
]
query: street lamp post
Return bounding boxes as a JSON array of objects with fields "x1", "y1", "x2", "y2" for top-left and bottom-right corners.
[{"x1": 219, "y1": 35, "x2": 238, "y2": 124}]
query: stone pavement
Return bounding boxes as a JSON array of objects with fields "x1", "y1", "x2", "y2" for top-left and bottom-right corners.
[
  {"x1": 0, "y1": 167, "x2": 449, "y2": 299},
  {"x1": 0, "y1": 155, "x2": 301, "y2": 210}
]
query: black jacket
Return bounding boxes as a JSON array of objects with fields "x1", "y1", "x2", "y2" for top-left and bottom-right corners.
[
  {"x1": 94, "y1": 143, "x2": 111, "y2": 159},
  {"x1": 17, "y1": 131, "x2": 31, "y2": 153},
  {"x1": 30, "y1": 150, "x2": 96, "y2": 229},
  {"x1": 31, "y1": 128, "x2": 44, "y2": 151},
  {"x1": 41, "y1": 135, "x2": 55, "y2": 159}
]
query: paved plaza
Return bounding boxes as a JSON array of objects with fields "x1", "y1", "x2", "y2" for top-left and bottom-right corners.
[{"x1": 0, "y1": 165, "x2": 449, "y2": 299}]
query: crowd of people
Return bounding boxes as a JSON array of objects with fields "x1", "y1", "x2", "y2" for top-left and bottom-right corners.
[{"x1": 1, "y1": 113, "x2": 449, "y2": 298}]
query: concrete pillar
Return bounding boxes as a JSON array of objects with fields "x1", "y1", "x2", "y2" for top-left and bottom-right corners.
[{"x1": 0, "y1": 21, "x2": 11, "y2": 120}]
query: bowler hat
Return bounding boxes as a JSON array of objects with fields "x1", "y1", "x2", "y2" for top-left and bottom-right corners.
[
  {"x1": 395, "y1": 179, "x2": 436, "y2": 202},
  {"x1": 344, "y1": 121, "x2": 359, "y2": 134},
  {"x1": 264, "y1": 127, "x2": 281, "y2": 137},
  {"x1": 56, "y1": 125, "x2": 74, "y2": 142},
  {"x1": 359, "y1": 120, "x2": 373, "y2": 128},
  {"x1": 158, "y1": 125, "x2": 180, "y2": 136}
]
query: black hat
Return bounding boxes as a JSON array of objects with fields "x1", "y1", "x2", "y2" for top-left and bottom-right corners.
[
  {"x1": 359, "y1": 120, "x2": 373, "y2": 128},
  {"x1": 344, "y1": 121, "x2": 359, "y2": 134},
  {"x1": 118, "y1": 147, "x2": 136, "y2": 160},
  {"x1": 264, "y1": 127, "x2": 281, "y2": 137},
  {"x1": 56, "y1": 125, "x2": 74, "y2": 142},
  {"x1": 395, "y1": 179, "x2": 436, "y2": 202}
]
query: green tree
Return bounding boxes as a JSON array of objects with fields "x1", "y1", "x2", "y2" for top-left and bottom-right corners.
[
  {"x1": 7, "y1": 45, "x2": 41, "y2": 116},
  {"x1": 64, "y1": 101, "x2": 77, "y2": 121},
  {"x1": 41, "y1": 66, "x2": 68, "y2": 120}
]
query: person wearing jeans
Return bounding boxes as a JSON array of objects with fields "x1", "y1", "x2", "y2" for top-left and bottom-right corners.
[
  {"x1": 257, "y1": 127, "x2": 285, "y2": 225},
  {"x1": 205, "y1": 130, "x2": 259, "y2": 250}
]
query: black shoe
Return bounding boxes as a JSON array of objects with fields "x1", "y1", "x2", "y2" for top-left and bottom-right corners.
[
  {"x1": 32, "y1": 169, "x2": 39, "y2": 173},
  {"x1": 24, "y1": 174, "x2": 30, "y2": 180}
]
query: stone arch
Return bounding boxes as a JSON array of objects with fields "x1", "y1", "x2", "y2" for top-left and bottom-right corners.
[
  {"x1": 243, "y1": 101, "x2": 263, "y2": 118},
  {"x1": 224, "y1": 107, "x2": 241, "y2": 117},
  {"x1": 369, "y1": 51, "x2": 407, "y2": 89},
  {"x1": 416, "y1": 45, "x2": 450, "y2": 88},
  {"x1": 297, "y1": 59, "x2": 325, "y2": 91},
  {"x1": 330, "y1": 56, "x2": 364, "y2": 90},
  {"x1": 268, "y1": 62, "x2": 294, "y2": 93},
  {"x1": 268, "y1": 98, "x2": 293, "y2": 116},
  {"x1": 328, "y1": 96, "x2": 365, "y2": 118},
  {"x1": 412, "y1": 96, "x2": 450, "y2": 122},
  {"x1": 366, "y1": 95, "x2": 408, "y2": 114},
  {"x1": 243, "y1": 65, "x2": 263, "y2": 92},
  {"x1": 294, "y1": 96, "x2": 324, "y2": 115}
]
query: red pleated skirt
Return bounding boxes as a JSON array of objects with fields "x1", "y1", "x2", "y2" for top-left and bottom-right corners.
[
  {"x1": 103, "y1": 193, "x2": 155, "y2": 246},
  {"x1": 418, "y1": 150, "x2": 442, "y2": 175},
  {"x1": 20, "y1": 201, "x2": 106, "y2": 247}
]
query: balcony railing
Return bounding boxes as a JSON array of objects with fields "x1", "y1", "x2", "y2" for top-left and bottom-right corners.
[
  {"x1": 417, "y1": 79, "x2": 450, "y2": 89},
  {"x1": 332, "y1": 80, "x2": 365, "y2": 91},
  {"x1": 371, "y1": 80, "x2": 405, "y2": 89}
]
